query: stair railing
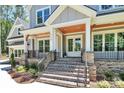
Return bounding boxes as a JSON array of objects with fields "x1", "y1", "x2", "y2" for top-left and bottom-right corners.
[{"x1": 38, "y1": 50, "x2": 56, "y2": 72}]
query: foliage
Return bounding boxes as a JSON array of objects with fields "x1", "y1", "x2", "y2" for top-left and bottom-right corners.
[
  {"x1": 16, "y1": 65, "x2": 26, "y2": 73},
  {"x1": 115, "y1": 81, "x2": 124, "y2": 88},
  {"x1": 29, "y1": 63, "x2": 38, "y2": 72},
  {"x1": 28, "y1": 68, "x2": 38, "y2": 77},
  {"x1": 104, "y1": 70, "x2": 115, "y2": 81},
  {"x1": 10, "y1": 50, "x2": 16, "y2": 68},
  {"x1": 119, "y1": 72, "x2": 124, "y2": 81},
  {"x1": 97, "y1": 80, "x2": 111, "y2": 88},
  {"x1": 0, "y1": 5, "x2": 28, "y2": 54}
]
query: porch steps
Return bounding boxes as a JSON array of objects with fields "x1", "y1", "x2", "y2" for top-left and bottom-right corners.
[{"x1": 37, "y1": 58, "x2": 88, "y2": 88}]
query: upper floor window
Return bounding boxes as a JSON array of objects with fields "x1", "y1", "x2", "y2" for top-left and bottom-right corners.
[
  {"x1": 100, "y1": 5, "x2": 113, "y2": 11},
  {"x1": 99, "y1": 5, "x2": 124, "y2": 11},
  {"x1": 36, "y1": 6, "x2": 51, "y2": 24}
]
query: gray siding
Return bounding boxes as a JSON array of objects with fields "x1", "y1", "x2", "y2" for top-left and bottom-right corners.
[
  {"x1": 52, "y1": 7, "x2": 87, "y2": 24},
  {"x1": 29, "y1": 5, "x2": 58, "y2": 28},
  {"x1": 11, "y1": 26, "x2": 23, "y2": 37}
]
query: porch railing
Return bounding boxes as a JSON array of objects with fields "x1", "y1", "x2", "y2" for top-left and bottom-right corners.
[
  {"x1": 27, "y1": 50, "x2": 47, "y2": 59},
  {"x1": 94, "y1": 47, "x2": 124, "y2": 61}
]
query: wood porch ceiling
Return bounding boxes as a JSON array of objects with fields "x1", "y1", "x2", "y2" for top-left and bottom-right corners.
[{"x1": 58, "y1": 24, "x2": 86, "y2": 34}]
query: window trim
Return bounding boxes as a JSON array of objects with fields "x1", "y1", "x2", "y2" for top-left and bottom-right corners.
[
  {"x1": 36, "y1": 6, "x2": 51, "y2": 25},
  {"x1": 38, "y1": 38, "x2": 50, "y2": 53}
]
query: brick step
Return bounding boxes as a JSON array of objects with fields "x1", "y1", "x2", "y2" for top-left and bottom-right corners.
[
  {"x1": 36, "y1": 77, "x2": 85, "y2": 88},
  {"x1": 40, "y1": 73, "x2": 86, "y2": 83},
  {"x1": 43, "y1": 71, "x2": 85, "y2": 77},
  {"x1": 48, "y1": 64, "x2": 85, "y2": 69}
]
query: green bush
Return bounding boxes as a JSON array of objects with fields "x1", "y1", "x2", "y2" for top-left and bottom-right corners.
[
  {"x1": 16, "y1": 65, "x2": 26, "y2": 73},
  {"x1": 10, "y1": 52, "x2": 16, "y2": 68},
  {"x1": 28, "y1": 68, "x2": 38, "y2": 77},
  {"x1": 29, "y1": 63, "x2": 38, "y2": 72},
  {"x1": 119, "y1": 73, "x2": 124, "y2": 81},
  {"x1": 104, "y1": 70, "x2": 115, "y2": 81},
  {"x1": 115, "y1": 81, "x2": 124, "y2": 88},
  {"x1": 97, "y1": 80, "x2": 111, "y2": 88}
]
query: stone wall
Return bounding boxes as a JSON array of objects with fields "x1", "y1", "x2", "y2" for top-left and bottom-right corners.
[
  {"x1": 83, "y1": 52, "x2": 94, "y2": 65},
  {"x1": 95, "y1": 61, "x2": 124, "y2": 74}
]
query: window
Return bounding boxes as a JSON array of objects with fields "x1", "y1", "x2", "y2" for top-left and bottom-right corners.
[
  {"x1": 36, "y1": 7, "x2": 50, "y2": 24},
  {"x1": 39, "y1": 40, "x2": 50, "y2": 52},
  {"x1": 45, "y1": 40, "x2": 50, "y2": 52},
  {"x1": 18, "y1": 50, "x2": 21, "y2": 57},
  {"x1": 39, "y1": 40, "x2": 44, "y2": 52},
  {"x1": 117, "y1": 32, "x2": 124, "y2": 51},
  {"x1": 75, "y1": 38, "x2": 81, "y2": 51},
  {"x1": 100, "y1": 5, "x2": 124, "y2": 11},
  {"x1": 68, "y1": 39, "x2": 73, "y2": 52},
  {"x1": 94, "y1": 35, "x2": 102, "y2": 51},
  {"x1": 15, "y1": 50, "x2": 17, "y2": 57},
  {"x1": 18, "y1": 28, "x2": 21, "y2": 35},
  {"x1": 100, "y1": 5, "x2": 113, "y2": 10},
  {"x1": 105, "y1": 33, "x2": 115, "y2": 51}
]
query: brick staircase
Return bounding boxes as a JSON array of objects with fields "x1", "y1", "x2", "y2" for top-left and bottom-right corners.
[{"x1": 36, "y1": 57, "x2": 89, "y2": 88}]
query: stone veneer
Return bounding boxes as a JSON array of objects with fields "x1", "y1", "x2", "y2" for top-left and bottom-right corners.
[
  {"x1": 83, "y1": 52, "x2": 94, "y2": 65},
  {"x1": 95, "y1": 61, "x2": 124, "y2": 74}
]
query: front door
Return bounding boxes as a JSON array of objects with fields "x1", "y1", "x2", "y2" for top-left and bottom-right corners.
[{"x1": 66, "y1": 35, "x2": 82, "y2": 57}]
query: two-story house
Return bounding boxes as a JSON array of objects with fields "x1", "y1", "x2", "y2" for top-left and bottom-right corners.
[
  {"x1": 19, "y1": 5, "x2": 124, "y2": 60},
  {"x1": 7, "y1": 5, "x2": 124, "y2": 87}
]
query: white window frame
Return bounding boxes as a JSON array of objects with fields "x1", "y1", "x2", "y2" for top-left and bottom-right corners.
[
  {"x1": 36, "y1": 6, "x2": 51, "y2": 25},
  {"x1": 37, "y1": 38, "x2": 50, "y2": 53}
]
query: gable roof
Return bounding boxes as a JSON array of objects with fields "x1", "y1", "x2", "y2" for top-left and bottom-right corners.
[
  {"x1": 7, "y1": 17, "x2": 29, "y2": 40},
  {"x1": 45, "y1": 5, "x2": 97, "y2": 25}
]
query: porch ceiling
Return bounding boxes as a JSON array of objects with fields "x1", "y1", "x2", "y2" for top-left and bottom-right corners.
[{"x1": 58, "y1": 24, "x2": 85, "y2": 34}]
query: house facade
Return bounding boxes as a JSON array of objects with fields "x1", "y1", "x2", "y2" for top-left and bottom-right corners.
[
  {"x1": 9, "y1": 5, "x2": 124, "y2": 60},
  {"x1": 6, "y1": 17, "x2": 29, "y2": 58}
]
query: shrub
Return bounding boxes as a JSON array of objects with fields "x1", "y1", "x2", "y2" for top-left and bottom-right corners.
[
  {"x1": 10, "y1": 51, "x2": 16, "y2": 68},
  {"x1": 119, "y1": 73, "x2": 124, "y2": 81},
  {"x1": 104, "y1": 70, "x2": 115, "y2": 81},
  {"x1": 115, "y1": 81, "x2": 124, "y2": 88},
  {"x1": 28, "y1": 68, "x2": 38, "y2": 77},
  {"x1": 97, "y1": 80, "x2": 111, "y2": 88},
  {"x1": 29, "y1": 63, "x2": 38, "y2": 72},
  {"x1": 16, "y1": 65, "x2": 26, "y2": 73}
]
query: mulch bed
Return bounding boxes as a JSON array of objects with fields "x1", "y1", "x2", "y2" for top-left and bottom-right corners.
[{"x1": 8, "y1": 70, "x2": 37, "y2": 84}]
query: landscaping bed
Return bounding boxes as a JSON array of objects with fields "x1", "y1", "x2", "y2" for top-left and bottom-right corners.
[
  {"x1": 89, "y1": 61, "x2": 124, "y2": 88},
  {"x1": 8, "y1": 63, "x2": 39, "y2": 84}
]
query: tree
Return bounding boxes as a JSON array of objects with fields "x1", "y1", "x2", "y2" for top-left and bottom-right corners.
[{"x1": 0, "y1": 5, "x2": 28, "y2": 55}]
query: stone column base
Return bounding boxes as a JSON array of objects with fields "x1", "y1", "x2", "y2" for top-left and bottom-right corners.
[
  {"x1": 83, "y1": 52, "x2": 94, "y2": 65},
  {"x1": 89, "y1": 65, "x2": 97, "y2": 81}
]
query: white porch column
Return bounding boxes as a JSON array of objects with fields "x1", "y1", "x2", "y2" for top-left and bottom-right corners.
[
  {"x1": 85, "y1": 18, "x2": 91, "y2": 51},
  {"x1": 115, "y1": 33, "x2": 118, "y2": 51},
  {"x1": 24, "y1": 35, "x2": 28, "y2": 53},
  {"x1": 50, "y1": 28, "x2": 56, "y2": 51},
  {"x1": 60, "y1": 34, "x2": 63, "y2": 57}
]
